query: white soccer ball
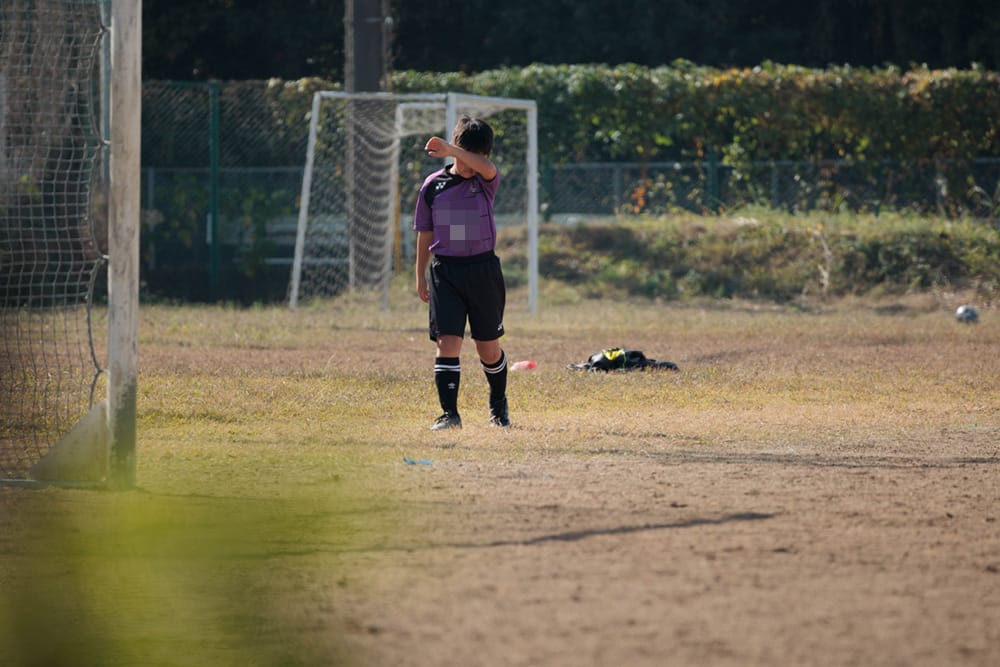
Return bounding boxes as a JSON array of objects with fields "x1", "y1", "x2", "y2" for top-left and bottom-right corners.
[{"x1": 955, "y1": 305, "x2": 979, "y2": 323}]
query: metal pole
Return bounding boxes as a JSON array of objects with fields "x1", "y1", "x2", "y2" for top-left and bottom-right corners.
[
  {"x1": 527, "y1": 106, "x2": 539, "y2": 316},
  {"x1": 348, "y1": 0, "x2": 385, "y2": 92},
  {"x1": 289, "y1": 92, "x2": 323, "y2": 309},
  {"x1": 707, "y1": 145, "x2": 720, "y2": 211},
  {"x1": 209, "y1": 82, "x2": 221, "y2": 299}
]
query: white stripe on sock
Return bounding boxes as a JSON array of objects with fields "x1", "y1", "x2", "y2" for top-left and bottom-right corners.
[{"x1": 481, "y1": 351, "x2": 507, "y2": 374}]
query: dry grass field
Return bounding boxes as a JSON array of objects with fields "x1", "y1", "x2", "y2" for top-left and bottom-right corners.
[{"x1": 2, "y1": 286, "x2": 999, "y2": 666}]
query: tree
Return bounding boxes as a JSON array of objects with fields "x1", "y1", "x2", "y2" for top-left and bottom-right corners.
[
  {"x1": 142, "y1": 0, "x2": 999, "y2": 82},
  {"x1": 143, "y1": 0, "x2": 344, "y2": 80}
]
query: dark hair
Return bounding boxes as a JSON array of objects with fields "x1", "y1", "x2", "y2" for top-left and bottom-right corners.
[{"x1": 452, "y1": 117, "x2": 494, "y2": 156}]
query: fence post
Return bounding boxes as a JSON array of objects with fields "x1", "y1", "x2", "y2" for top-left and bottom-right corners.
[
  {"x1": 540, "y1": 162, "x2": 553, "y2": 221},
  {"x1": 209, "y1": 82, "x2": 221, "y2": 299},
  {"x1": 770, "y1": 162, "x2": 779, "y2": 209},
  {"x1": 613, "y1": 164, "x2": 622, "y2": 213},
  {"x1": 706, "y1": 145, "x2": 720, "y2": 211}
]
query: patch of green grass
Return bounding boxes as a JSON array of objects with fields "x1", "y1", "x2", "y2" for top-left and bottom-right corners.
[
  {"x1": 527, "y1": 210, "x2": 1000, "y2": 302},
  {"x1": 0, "y1": 482, "x2": 382, "y2": 666}
]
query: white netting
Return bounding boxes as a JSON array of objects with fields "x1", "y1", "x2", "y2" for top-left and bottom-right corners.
[
  {"x1": 0, "y1": 0, "x2": 107, "y2": 480},
  {"x1": 290, "y1": 92, "x2": 536, "y2": 309}
]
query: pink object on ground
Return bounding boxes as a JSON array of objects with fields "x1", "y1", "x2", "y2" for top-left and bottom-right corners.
[{"x1": 511, "y1": 360, "x2": 538, "y2": 371}]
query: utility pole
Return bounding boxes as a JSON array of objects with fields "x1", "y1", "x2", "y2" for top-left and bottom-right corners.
[
  {"x1": 345, "y1": 0, "x2": 390, "y2": 93},
  {"x1": 344, "y1": 1, "x2": 393, "y2": 289}
]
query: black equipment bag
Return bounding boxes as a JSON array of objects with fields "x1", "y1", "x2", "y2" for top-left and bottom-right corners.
[{"x1": 569, "y1": 347, "x2": 678, "y2": 372}]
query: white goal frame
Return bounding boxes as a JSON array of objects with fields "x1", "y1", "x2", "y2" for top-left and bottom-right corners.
[
  {"x1": 0, "y1": 0, "x2": 139, "y2": 488},
  {"x1": 107, "y1": 0, "x2": 141, "y2": 489},
  {"x1": 289, "y1": 91, "x2": 539, "y2": 314}
]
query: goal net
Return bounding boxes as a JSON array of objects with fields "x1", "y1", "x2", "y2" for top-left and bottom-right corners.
[
  {"x1": 289, "y1": 92, "x2": 538, "y2": 313},
  {"x1": 1, "y1": 0, "x2": 134, "y2": 486}
]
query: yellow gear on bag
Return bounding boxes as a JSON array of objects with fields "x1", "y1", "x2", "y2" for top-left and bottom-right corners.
[{"x1": 602, "y1": 348, "x2": 625, "y2": 363}]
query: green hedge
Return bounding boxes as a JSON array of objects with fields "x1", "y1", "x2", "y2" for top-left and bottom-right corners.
[
  {"x1": 168, "y1": 64, "x2": 998, "y2": 193},
  {"x1": 391, "y1": 62, "x2": 1000, "y2": 165},
  {"x1": 390, "y1": 62, "x2": 1000, "y2": 212},
  {"x1": 173, "y1": 63, "x2": 999, "y2": 170}
]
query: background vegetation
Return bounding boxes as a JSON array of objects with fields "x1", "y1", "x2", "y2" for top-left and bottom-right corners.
[
  {"x1": 138, "y1": 67, "x2": 1000, "y2": 304},
  {"x1": 136, "y1": 5, "x2": 1000, "y2": 305},
  {"x1": 389, "y1": 62, "x2": 1000, "y2": 185},
  {"x1": 213, "y1": 62, "x2": 1000, "y2": 167},
  {"x1": 507, "y1": 211, "x2": 1000, "y2": 303},
  {"x1": 143, "y1": 1, "x2": 1000, "y2": 81}
]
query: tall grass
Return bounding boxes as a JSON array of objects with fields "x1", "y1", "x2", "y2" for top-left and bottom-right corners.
[{"x1": 527, "y1": 210, "x2": 1000, "y2": 302}]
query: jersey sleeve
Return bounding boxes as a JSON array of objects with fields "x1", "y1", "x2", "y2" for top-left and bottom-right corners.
[
  {"x1": 413, "y1": 178, "x2": 434, "y2": 231},
  {"x1": 479, "y1": 170, "x2": 500, "y2": 201}
]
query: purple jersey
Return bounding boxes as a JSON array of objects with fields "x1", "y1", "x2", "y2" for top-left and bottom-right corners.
[{"x1": 413, "y1": 166, "x2": 500, "y2": 257}]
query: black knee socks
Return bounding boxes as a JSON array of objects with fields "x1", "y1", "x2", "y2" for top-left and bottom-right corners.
[
  {"x1": 434, "y1": 357, "x2": 461, "y2": 415},
  {"x1": 481, "y1": 349, "x2": 507, "y2": 407},
  {"x1": 435, "y1": 351, "x2": 507, "y2": 416}
]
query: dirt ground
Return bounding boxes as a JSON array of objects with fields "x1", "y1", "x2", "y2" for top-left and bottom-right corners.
[
  {"x1": 296, "y1": 300, "x2": 999, "y2": 666},
  {"x1": 3, "y1": 299, "x2": 999, "y2": 666},
  {"x1": 299, "y1": 445, "x2": 1000, "y2": 666}
]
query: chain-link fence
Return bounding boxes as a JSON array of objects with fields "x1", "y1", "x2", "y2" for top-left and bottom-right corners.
[
  {"x1": 141, "y1": 81, "x2": 310, "y2": 302},
  {"x1": 140, "y1": 81, "x2": 1000, "y2": 303},
  {"x1": 544, "y1": 158, "x2": 1000, "y2": 221}
]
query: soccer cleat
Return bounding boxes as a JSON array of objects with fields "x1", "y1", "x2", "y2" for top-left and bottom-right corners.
[
  {"x1": 488, "y1": 398, "x2": 511, "y2": 427},
  {"x1": 430, "y1": 412, "x2": 462, "y2": 431}
]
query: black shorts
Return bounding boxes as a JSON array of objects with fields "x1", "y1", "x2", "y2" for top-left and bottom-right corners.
[{"x1": 428, "y1": 251, "x2": 506, "y2": 342}]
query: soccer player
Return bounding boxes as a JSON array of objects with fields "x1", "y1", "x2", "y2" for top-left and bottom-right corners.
[{"x1": 413, "y1": 117, "x2": 510, "y2": 430}]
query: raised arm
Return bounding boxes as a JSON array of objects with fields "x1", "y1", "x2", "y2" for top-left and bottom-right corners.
[{"x1": 425, "y1": 137, "x2": 497, "y2": 181}]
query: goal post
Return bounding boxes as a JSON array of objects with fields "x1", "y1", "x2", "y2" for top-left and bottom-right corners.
[
  {"x1": 0, "y1": 0, "x2": 139, "y2": 489},
  {"x1": 107, "y1": 0, "x2": 141, "y2": 489},
  {"x1": 289, "y1": 91, "x2": 538, "y2": 314}
]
